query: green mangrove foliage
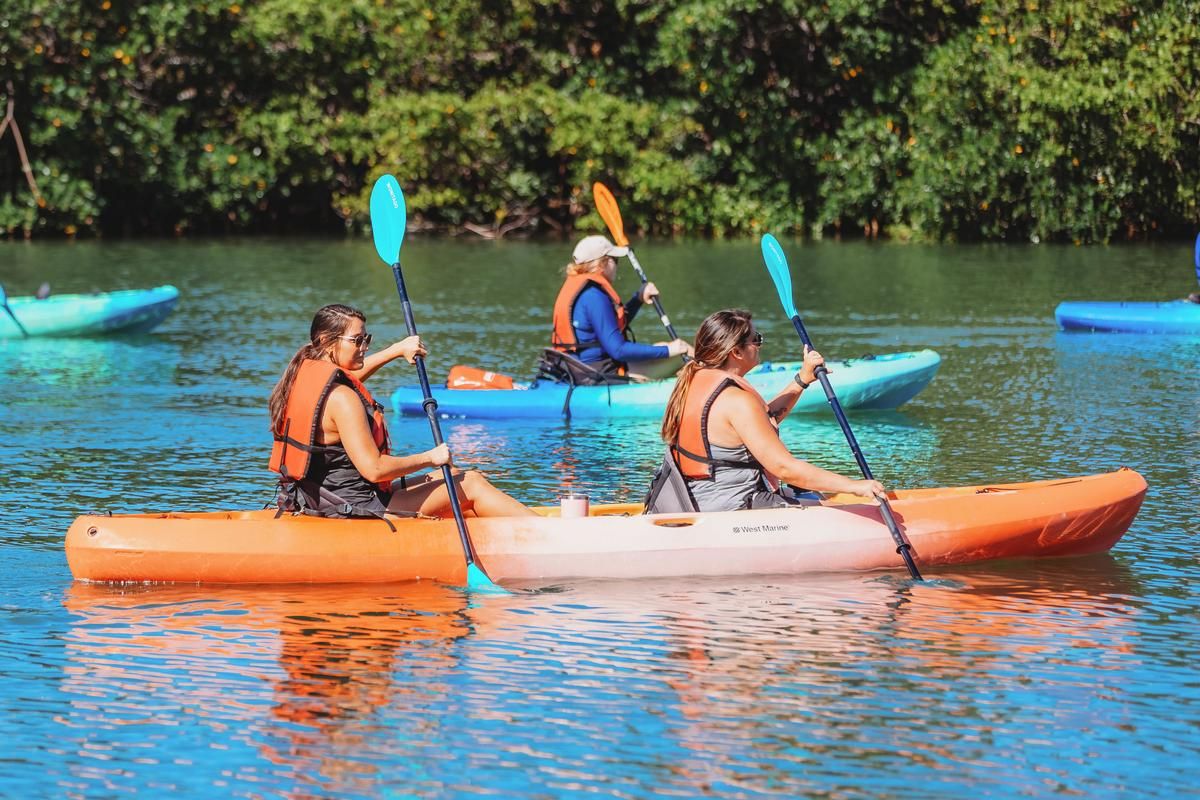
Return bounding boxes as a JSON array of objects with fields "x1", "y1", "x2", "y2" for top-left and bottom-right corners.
[{"x1": 2, "y1": 0, "x2": 1198, "y2": 241}]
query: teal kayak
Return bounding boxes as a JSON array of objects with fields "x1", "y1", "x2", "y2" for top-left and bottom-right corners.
[
  {"x1": 392, "y1": 349, "x2": 941, "y2": 420},
  {"x1": 0, "y1": 285, "x2": 180, "y2": 339}
]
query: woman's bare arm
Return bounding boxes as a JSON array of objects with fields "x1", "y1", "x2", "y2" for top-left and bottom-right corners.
[
  {"x1": 325, "y1": 387, "x2": 440, "y2": 483},
  {"x1": 719, "y1": 390, "x2": 881, "y2": 496}
]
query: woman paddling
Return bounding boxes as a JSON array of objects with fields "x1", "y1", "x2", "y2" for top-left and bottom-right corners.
[
  {"x1": 651, "y1": 309, "x2": 883, "y2": 513},
  {"x1": 550, "y1": 235, "x2": 693, "y2": 380},
  {"x1": 269, "y1": 304, "x2": 534, "y2": 520}
]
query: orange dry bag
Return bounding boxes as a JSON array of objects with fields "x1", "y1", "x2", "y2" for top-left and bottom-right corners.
[{"x1": 446, "y1": 365, "x2": 515, "y2": 390}]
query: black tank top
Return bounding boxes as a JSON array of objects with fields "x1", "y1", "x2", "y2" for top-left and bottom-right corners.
[{"x1": 305, "y1": 441, "x2": 387, "y2": 508}]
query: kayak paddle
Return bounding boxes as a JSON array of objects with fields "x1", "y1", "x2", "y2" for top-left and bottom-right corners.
[
  {"x1": 592, "y1": 182, "x2": 687, "y2": 360},
  {"x1": 369, "y1": 174, "x2": 505, "y2": 593},
  {"x1": 0, "y1": 284, "x2": 29, "y2": 337},
  {"x1": 759, "y1": 234, "x2": 923, "y2": 582}
]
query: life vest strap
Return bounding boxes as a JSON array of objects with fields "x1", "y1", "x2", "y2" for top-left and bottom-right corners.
[
  {"x1": 549, "y1": 336, "x2": 600, "y2": 353},
  {"x1": 272, "y1": 433, "x2": 338, "y2": 454},
  {"x1": 671, "y1": 443, "x2": 762, "y2": 473}
]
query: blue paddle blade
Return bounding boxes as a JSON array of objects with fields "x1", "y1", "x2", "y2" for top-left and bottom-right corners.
[
  {"x1": 1194, "y1": 232, "x2": 1199, "y2": 286},
  {"x1": 465, "y1": 562, "x2": 509, "y2": 594},
  {"x1": 760, "y1": 234, "x2": 798, "y2": 319},
  {"x1": 369, "y1": 174, "x2": 407, "y2": 265}
]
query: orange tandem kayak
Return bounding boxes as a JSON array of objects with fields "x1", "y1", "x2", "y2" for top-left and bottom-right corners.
[{"x1": 64, "y1": 469, "x2": 1146, "y2": 585}]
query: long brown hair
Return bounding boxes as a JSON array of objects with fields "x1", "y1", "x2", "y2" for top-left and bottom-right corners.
[
  {"x1": 268, "y1": 304, "x2": 365, "y2": 432},
  {"x1": 661, "y1": 309, "x2": 756, "y2": 444}
]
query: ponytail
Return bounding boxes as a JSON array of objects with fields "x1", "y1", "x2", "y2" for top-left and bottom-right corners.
[
  {"x1": 660, "y1": 309, "x2": 756, "y2": 443},
  {"x1": 268, "y1": 344, "x2": 322, "y2": 432},
  {"x1": 661, "y1": 360, "x2": 705, "y2": 443}
]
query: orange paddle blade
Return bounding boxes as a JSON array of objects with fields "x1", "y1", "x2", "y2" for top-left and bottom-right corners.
[{"x1": 592, "y1": 182, "x2": 629, "y2": 246}]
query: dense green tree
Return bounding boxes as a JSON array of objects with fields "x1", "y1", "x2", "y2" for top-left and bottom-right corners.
[
  {"x1": 2, "y1": 0, "x2": 1198, "y2": 242},
  {"x1": 900, "y1": 0, "x2": 1200, "y2": 242}
]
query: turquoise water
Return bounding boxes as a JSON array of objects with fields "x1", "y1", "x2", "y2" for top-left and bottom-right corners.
[{"x1": 2, "y1": 238, "x2": 1198, "y2": 797}]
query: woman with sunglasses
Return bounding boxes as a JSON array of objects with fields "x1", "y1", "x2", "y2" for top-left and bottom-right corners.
[
  {"x1": 653, "y1": 309, "x2": 883, "y2": 513},
  {"x1": 269, "y1": 304, "x2": 534, "y2": 520}
]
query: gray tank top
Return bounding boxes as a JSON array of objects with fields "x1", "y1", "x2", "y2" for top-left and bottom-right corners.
[{"x1": 685, "y1": 442, "x2": 767, "y2": 512}]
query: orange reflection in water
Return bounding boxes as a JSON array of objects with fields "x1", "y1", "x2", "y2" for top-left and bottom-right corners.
[{"x1": 61, "y1": 582, "x2": 475, "y2": 797}]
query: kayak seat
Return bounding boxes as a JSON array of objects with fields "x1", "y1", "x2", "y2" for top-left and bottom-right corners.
[
  {"x1": 273, "y1": 479, "x2": 423, "y2": 532},
  {"x1": 536, "y1": 348, "x2": 631, "y2": 387},
  {"x1": 643, "y1": 448, "x2": 700, "y2": 514}
]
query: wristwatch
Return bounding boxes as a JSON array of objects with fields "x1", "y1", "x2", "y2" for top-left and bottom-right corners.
[{"x1": 794, "y1": 373, "x2": 813, "y2": 388}]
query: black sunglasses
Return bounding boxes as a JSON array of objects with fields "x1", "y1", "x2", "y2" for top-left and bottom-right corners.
[
  {"x1": 746, "y1": 332, "x2": 764, "y2": 346},
  {"x1": 338, "y1": 333, "x2": 373, "y2": 348}
]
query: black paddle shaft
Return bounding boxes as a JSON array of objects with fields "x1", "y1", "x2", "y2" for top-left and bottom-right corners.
[
  {"x1": 790, "y1": 315, "x2": 923, "y2": 581},
  {"x1": 1, "y1": 304, "x2": 28, "y2": 337},
  {"x1": 391, "y1": 262, "x2": 479, "y2": 567},
  {"x1": 626, "y1": 249, "x2": 681, "y2": 341},
  {"x1": 0, "y1": 285, "x2": 29, "y2": 338}
]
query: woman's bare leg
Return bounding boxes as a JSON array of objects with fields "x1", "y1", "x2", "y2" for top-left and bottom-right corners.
[{"x1": 387, "y1": 470, "x2": 536, "y2": 518}]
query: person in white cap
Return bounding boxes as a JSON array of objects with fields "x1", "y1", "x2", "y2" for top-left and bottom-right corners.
[{"x1": 550, "y1": 235, "x2": 692, "y2": 379}]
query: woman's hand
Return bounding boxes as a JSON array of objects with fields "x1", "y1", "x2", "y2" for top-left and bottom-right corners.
[
  {"x1": 426, "y1": 443, "x2": 452, "y2": 468},
  {"x1": 663, "y1": 339, "x2": 694, "y2": 359},
  {"x1": 848, "y1": 478, "x2": 885, "y2": 500},
  {"x1": 798, "y1": 344, "x2": 826, "y2": 385},
  {"x1": 641, "y1": 282, "x2": 660, "y2": 305},
  {"x1": 387, "y1": 335, "x2": 427, "y2": 365}
]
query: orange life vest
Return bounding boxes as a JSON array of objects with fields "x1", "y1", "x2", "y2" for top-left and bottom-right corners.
[
  {"x1": 551, "y1": 273, "x2": 627, "y2": 353},
  {"x1": 671, "y1": 369, "x2": 780, "y2": 490},
  {"x1": 268, "y1": 358, "x2": 390, "y2": 491}
]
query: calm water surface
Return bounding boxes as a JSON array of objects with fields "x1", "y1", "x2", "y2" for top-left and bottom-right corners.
[{"x1": 2, "y1": 238, "x2": 1198, "y2": 797}]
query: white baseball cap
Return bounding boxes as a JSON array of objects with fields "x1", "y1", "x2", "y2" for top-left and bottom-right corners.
[{"x1": 571, "y1": 235, "x2": 628, "y2": 264}]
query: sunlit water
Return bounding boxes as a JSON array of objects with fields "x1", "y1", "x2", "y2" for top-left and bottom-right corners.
[{"x1": 2, "y1": 238, "x2": 1198, "y2": 797}]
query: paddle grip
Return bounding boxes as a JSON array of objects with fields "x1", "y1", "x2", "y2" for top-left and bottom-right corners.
[
  {"x1": 789, "y1": 315, "x2": 923, "y2": 581},
  {"x1": 391, "y1": 263, "x2": 480, "y2": 568},
  {"x1": 877, "y1": 496, "x2": 921, "y2": 573}
]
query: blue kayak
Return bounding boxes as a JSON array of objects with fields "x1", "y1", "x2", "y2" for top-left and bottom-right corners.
[
  {"x1": 1054, "y1": 300, "x2": 1200, "y2": 333},
  {"x1": 393, "y1": 349, "x2": 941, "y2": 420},
  {"x1": 0, "y1": 286, "x2": 180, "y2": 339}
]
